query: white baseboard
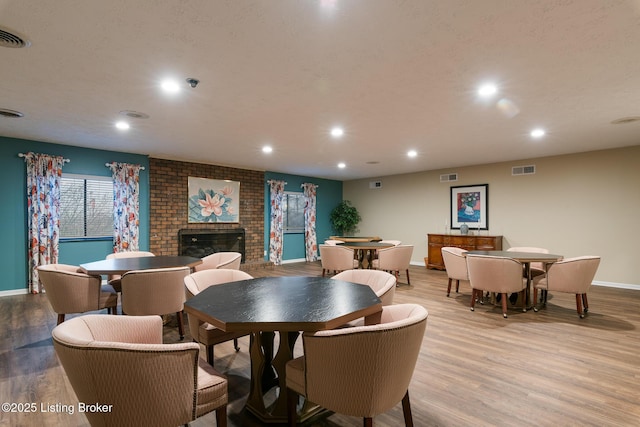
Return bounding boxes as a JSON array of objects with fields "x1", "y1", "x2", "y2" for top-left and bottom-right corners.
[
  {"x1": 281, "y1": 258, "x2": 308, "y2": 264},
  {"x1": 0, "y1": 288, "x2": 29, "y2": 297},
  {"x1": 593, "y1": 281, "x2": 639, "y2": 290}
]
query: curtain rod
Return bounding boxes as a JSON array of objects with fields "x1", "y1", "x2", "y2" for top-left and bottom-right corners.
[
  {"x1": 18, "y1": 153, "x2": 70, "y2": 163},
  {"x1": 105, "y1": 162, "x2": 145, "y2": 170}
]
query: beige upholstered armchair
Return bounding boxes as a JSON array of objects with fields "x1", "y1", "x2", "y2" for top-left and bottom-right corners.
[
  {"x1": 331, "y1": 269, "x2": 396, "y2": 306},
  {"x1": 37, "y1": 264, "x2": 117, "y2": 325},
  {"x1": 105, "y1": 251, "x2": 155, "y2": 293},
  {"x1": 323, "y1": 239, "x2": 345, "y2": 245},
  {"x1": 121, "y1": 266, "x2": 190, "y2": 339},
  {"x1": 379, "y1": 239, "x2": 402, "y2": 246},
  {"x1": 285, "y1": 304, "x2": 428, "y2": 426},
  {"x1": 52, "y1": 314, "x2": 228, "y2": 427},
  {"x1": 466, "y1": 255, "x2": 527, "y2": 318},
  {"x1": 533, "y1": 256, "x2": 601, "y2": 318},
  {"x1": 441, "y1": 246, "x2": 469, "y2": 297},
  {"x1": 319, "y1": 244, "x2": 359, "y2": 277},
  {"x1": 371, "y1": 244, "x2": 414, "y2": 286},
  {"x1": 184, "y1": 269, "x2": 253, "y2": 366},
  {"x1": 194, "y1": 252, "x2": 242, "y2": 271}
]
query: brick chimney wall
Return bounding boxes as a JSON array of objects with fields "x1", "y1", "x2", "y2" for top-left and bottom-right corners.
[{"x1": 148, "y1": 157, "x2": 265, "y2": 263}]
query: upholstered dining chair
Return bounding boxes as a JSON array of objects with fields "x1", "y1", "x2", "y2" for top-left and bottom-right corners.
[
  {"x1": 533, "y1": 256, "x2": 601, "y2": 318},
  {"x1": 371, "y1": 244, "x2": 414, "y2": 286},
  {"x1": 105, "y1": 250, "x2": 155, "y2": 293},
  {"x1": 331, "y1": 269, "x2": 396, "y2": 306},
  {"x1": 379, "y1": 239, "x2": 402, "y2": 246},
  {"x1": 52, "y1": 314, "x2": 228, "y2": 427},
  {"x1": 285, "y1": 303, "x2": 428, "y2": 427},
  {"x1": 507, "y1": 246, "x2": 551, "y2": 303},
  {"x1": 319, "y1": 244, "x2": 359, "y2": 277},
  {"x1": 466, "y1": 254, "x2": 527, "y2": 318},
  {"x1": 441, "y1": 246, "x2": 469, "y2": 297},
  {"x1": 184, "y1": 269, "x2": 253, "y2": 366},
  {"x1": 194, "y1": 252, "x2": 242, "y2": 272},
  {"x1": 121, "y1": 266, "x2": 190, "y2": 339},
  {"x1": 323, "y1": 239, "x2": 345, "y2": 245},
  {"x1": 37, "y1": 264, "x2": 118, "y2": 325}
]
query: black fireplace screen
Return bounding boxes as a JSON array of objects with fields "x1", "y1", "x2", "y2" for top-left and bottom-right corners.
[{"x1": 178, "y1": 228, "x2": 245, "y2": 262}]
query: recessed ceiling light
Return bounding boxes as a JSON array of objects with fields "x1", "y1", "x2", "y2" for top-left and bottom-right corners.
[
  {"x1": 115, "y1": 121, "x2": 130, "y2": 130},
  {"x1": 407, "y1": 150, "x2": 417, "y2": 158},
  {"x1": 262, "y1": 146, "x2": 273, "y2": 154},
  {"x1": 530, "y1": 128, "x2": 545, "y2": 138},
  {"x1": 161, "y1": 79, "x2": 180, "y2": 94},
  {"x1": 330, "y1": 127, "x2": 344, "y2": 138},
  {"x1": 337, "y1": 162, "x2": 346, "y2": 169},
  {"x1": 478, "y1": 83, "x2": 498, "y2": 98}
]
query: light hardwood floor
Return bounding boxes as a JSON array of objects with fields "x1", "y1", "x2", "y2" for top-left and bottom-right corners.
[{"x1": 1, "y1": 262, "x2": 639, "y2": 426}]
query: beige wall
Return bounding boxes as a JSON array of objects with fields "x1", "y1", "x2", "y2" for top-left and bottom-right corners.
[{"x1": 343, "y1": 145, "x2": 640, "y2": 287}]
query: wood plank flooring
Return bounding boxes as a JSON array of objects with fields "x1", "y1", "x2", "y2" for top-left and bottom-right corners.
[{"x1": 1, "y1": 261, "x2": 639, "y2": 426}]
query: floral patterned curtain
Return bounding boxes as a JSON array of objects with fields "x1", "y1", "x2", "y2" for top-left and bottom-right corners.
[
  {"x1": 25, "y1": 152, "x2": 65, "y2": 293},
  {"x1": 268, "y1": 180, "x2": 286, "y2": 265},
  {"x1": 108, "y1": 162, "x2": 143, "y2": 252},
  {"x1": 302, "y1": 183, "x2": 318, "y2": 262}
]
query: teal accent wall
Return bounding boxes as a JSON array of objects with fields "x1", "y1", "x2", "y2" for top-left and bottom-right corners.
[
  {"x1": 0, "y1": 137, "x2": 150, "y2": 292},
  {"x1": 264, "y1": 172, "x2": 343, "y2": 262}
]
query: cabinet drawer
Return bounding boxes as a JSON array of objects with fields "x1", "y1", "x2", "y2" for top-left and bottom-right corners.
[{"x1": 428, "y1": 234, "x2": 444, "y2": 244}]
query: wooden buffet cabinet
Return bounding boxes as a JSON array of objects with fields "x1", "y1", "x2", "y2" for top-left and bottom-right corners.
[{"x1": 427, "y1": 233, "x2": 503, "y2": 270}]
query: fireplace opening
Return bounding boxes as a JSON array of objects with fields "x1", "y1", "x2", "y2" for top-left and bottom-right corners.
[{"x1": 178, "y1": 228, "x2": 245, "y2": 262}]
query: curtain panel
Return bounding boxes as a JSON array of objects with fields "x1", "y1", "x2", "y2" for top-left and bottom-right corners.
[
  {"x1": 268, "y1": 180, "x2": 286, "y2": 265},
  {"x1": 25, "y1": 152, "x2": 65, "y2": 293},
  {"x1": 302, "y1": 183, "x2": 318, "y2": 262},
  {"x1": 107, "y1": 162, "x2": 143, "y2": 253}
]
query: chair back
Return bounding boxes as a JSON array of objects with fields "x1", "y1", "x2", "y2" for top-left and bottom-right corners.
[
  {"x1": 121, "y1": 267, "x2": 189, "y2": 316},
  {"x1": 301, "y1": 304, "x2": 428, "y2": 418},
  {"x1": 37, "y1": 264, "x2": 104, "y2": 315},
  {"x1": 466, "y1": 255, "x2": 525, "y2": 293},
  {"x1": 441, "y1": 247, "x2": 469, "y2": 281},
  {"x1": 376, "y1": 245, "x2": 414, "y2": 271},
  {"x1": 543, "y1": 256, "x2": 600, "y2": 293},
  {"x1": 51, "y1": 314, "x2": 202, "y2": 427},
  {"x1": 184, "y1": 268, "x2": 253, "y2": 297},
  {"x1": 194, "y1": 252, "x2": 242, "y2": 271},
  {"x1": 319, "y1": 244, "x2": 357, "y2": 271},
  {"x1": 379, "y1": 240, "x2": 402, "y2": 246},
  {"x1": 323, "y1": 239, "x2": 345, "y2": 245},
  {"x1": 331, "y1": 269, "x2": 396, "y2": 306}
]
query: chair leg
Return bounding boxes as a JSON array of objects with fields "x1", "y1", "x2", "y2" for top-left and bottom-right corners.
[
  {"x1": 177, "y1": 311, "x2": 185, "y2": 340},
  {"x1": 287, "y1": 388, "x2": 298, "y2": 427},
  {"x1": 470, "y1": 289, "x2": 477, "y2": 311},
  {"x1": 215, "y1": 404, "x2": 227, "y2": 427},
  {"x1": 501, "y1": 293, "x2": 508, "y2": 318},
  {"x1": 576, "y1": 294, "x2": 585, "y2": 318},
  {"x1": 234, "y1": 338, "x2": 240, "y2": 351},
  {"x1": 533, "y1": 288, "x2": 539, "y2": 312},
  {"x1": 405, "y1": 269, "x2": 411, "y2": 286},
  {"x1": 455, "y1": 279, "x2": 460, "y2": 293},
  {"x1": 57, "y1": 314, "x2": 65, "y2": 325},
  {"x1": 322, "y1": 268, "x2": 326, "y2": 277},
  {"x1": 522, "y1": 289, "x2": 527, "y2": 312},
  {"x1": 402, "y1": 390, "x2": 414, "y2": 427},
  {"x1": 207, "y1": 345, "x2": 214, "y2": 366},
  {"x1": 447, "y1": 278, "x2": 452, "y2": 297},
  {"x1": 363, "y1": 418, "x2": 373, "y2": 427}
]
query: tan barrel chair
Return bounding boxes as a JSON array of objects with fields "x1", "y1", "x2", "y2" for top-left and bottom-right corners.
[
  {"x1": 285, "y1": 304, "x2": 428, "y2": 427},
  {"x1": 52, "y1": 314, "x2": 228, "y2": 427},
  {"x1": 105, "y1": 251, "x2": 155, "y2": 293},
  {"x1": 121, "y1": 266, "x2": 190, "y2": 339},
  {"x1": 441, "y1": 247, "x2": 469, "y2": 297},
  {"x1": 319, "y1": 244, "x2": 359, "y2": 277},
  {"x1": 533, "y1": 256, "x2": 601, "y2": 318},
  {"x1": 194, "y1": 252, "x2": 242, "y2": 272},
  {"x1": 37, "y1": 264, "x2": 117, "y2": 325},
  {"x1": 466, "y1": 255, "x2": 527, "y2": 318},
  {"x1": 184, "y1": 269, "x2": 253, "y2": 366},
  {"x1": 371, "y1": 244, "x2": 414, "y2": 286},
  {"x1": 323, "y1": 239, "x2": 345, "y2": 245},
  {"x1": 507, "y1": 246, "x2": 551, "y2": 303},
  {"x1": 331, "y1": 269, "x2": 396, "y2": 306},
  {"x1": 379, "y1": 240, "x2": 402, "y2": 246}
]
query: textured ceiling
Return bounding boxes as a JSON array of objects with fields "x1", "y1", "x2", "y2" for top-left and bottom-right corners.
[{"x1": 1, "y1": 0, "x2": 639, "y2": 180}]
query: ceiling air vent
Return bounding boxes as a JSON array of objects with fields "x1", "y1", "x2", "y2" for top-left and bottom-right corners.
[
  {"x1": 440, "y1": 173, "x2": 458, "y2": 182},
  {"x1": 0, "y1": 108, "x2": 24, "y2": 118},
  {"x1": 0, "y1": 27, "x2": 31, "y2": 48},
  {"x1": 369, "y1": 181, "x2": 382, "y2": 189},
  {"x1": 512, "y1": 165, "x2": 536, "y2": 176}
]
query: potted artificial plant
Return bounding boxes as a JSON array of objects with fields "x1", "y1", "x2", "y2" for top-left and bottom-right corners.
[{"x1": 329, "y1": 200, "x2": 362, "y2": 236}]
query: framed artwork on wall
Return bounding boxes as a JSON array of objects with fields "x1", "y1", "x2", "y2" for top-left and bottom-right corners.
[
  {"x1": 188, "y1": 177, "x2": 240, "y2": 223},
  {"x1": 450, "y1": 184, "x2": 488, "y2": 230}
]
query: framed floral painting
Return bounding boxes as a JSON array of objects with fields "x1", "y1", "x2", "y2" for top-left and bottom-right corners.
[
  {"x1": 450, "y1": 184, "x2": 488, "y2": 230},
  {"x1": 188, "y1": 177, "x2": 240, "y2": 223}
]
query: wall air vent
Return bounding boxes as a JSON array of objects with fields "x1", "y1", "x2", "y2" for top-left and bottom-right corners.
[
  {"x1": 440, "y1": 173, "x2": 458, "y2": 182},
  {"x1": 0, "y1": 27, "x2": 31, "y2": 48},
  {"x1": 369, "y1": 181, "x2": 382, "y2": 189},
  {"x1": 512, "y1": 165, "x2": 536, "y2": 176}
]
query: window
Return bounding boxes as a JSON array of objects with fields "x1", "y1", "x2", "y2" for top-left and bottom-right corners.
[
  {"x1": 60, "y1": 174, "x2": 113, "y2": 238},
  {"x1": 283, "y1": 192, "x2": 305, "y2": 233}
]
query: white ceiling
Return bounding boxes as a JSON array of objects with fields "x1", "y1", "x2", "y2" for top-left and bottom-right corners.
[{"x1": 1, "y1": 0, "x2": 639, "y2": 181}]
